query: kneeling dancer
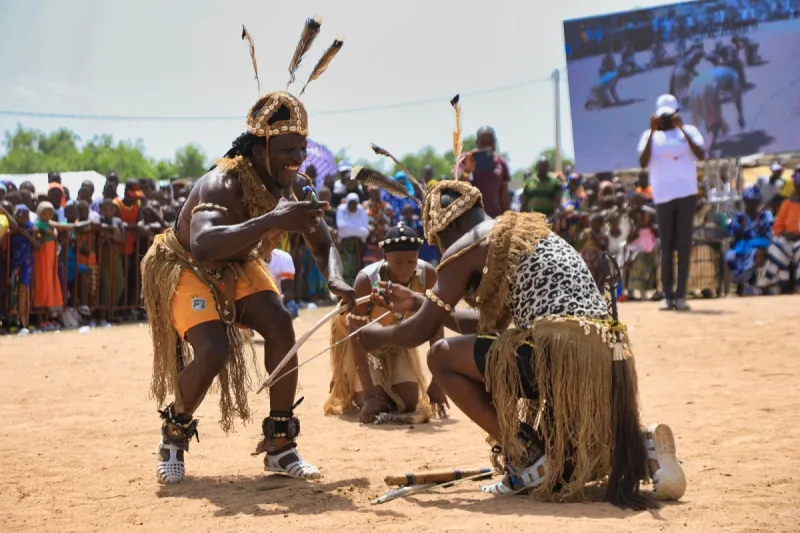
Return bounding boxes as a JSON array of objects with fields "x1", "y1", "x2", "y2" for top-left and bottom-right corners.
[
  {"x1": 141, "y1": 18, "x2": 353, "y2": 483},
  {"x1": 325, "y1": 223, "x2": 449, "y2": 423},
  {"x1": 359, "y1": 179, "x2": 685, "y2": 508}
]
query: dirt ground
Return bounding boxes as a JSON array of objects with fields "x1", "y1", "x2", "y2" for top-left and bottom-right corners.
[
  {"x1": 566, "y1": 18, "x2": 800, "y2": 172},
  {"x1": 1, "y1": 296, "x2": 799, "y2": 532}
]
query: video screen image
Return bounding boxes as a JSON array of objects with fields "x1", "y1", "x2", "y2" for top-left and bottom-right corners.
[{"x1": 563, "y1": 0, "x2": 800, "y2": 172}]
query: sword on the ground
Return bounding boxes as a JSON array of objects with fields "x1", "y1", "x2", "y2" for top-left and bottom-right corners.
[{"x1": 372, "y1": 468, "x2": 495, "y2": 505}]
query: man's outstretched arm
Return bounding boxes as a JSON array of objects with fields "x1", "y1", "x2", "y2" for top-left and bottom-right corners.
[{"x1": 191, "y1": 174, "x2": 323, "y2": 262}]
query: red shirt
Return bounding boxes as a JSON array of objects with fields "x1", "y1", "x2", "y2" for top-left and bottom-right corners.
[{"x1": 466, "y1": 151, "x2": 510, "y2": 217}]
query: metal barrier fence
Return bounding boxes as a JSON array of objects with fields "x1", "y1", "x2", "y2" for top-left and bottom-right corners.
[
  {"x1": 0, "y1": 225, "x2": 736, "y2": 328},
  {"x1": 1, "y1": 227, "x2": 151, "y2": 326}
]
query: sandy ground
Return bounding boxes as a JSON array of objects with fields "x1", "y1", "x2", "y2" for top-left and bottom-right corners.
[
  {"x1": 1, "y1": 296, "x2": 800, "y2": 533},
  {"x1": 566, "y1": 19, "x2": 800, "y2": 172}
]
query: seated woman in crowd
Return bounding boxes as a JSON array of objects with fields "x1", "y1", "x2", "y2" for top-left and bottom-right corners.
[
  {"x1": 726, "y1": 186, "x2": 774, "y2": 295},
  {"x1": 762, "y1": 168, "x2": 800, "y2": 293},
  {"x1": 336, "y1": 193, "x2": 370, "y2": 286}
]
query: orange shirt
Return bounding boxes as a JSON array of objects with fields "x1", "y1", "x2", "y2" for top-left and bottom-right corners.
[
  {"x1": 113, "y1": 197, "x2": 141, "y2": 255},
  {"x1": 773, "y1": 199, "x2": 800, "y2": 236}
]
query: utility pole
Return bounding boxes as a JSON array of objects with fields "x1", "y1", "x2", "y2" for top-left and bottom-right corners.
[{"x1": 552, "y1": 68, "x2": 563, "y2": 173}]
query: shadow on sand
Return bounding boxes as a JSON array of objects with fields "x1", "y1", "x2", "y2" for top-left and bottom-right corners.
[
  {"x1": 400, "y1": 484, "x2": 686, "y2": 521},
  {"x1": 156, "y1": 474, "x2": 407, "y2": 519}
]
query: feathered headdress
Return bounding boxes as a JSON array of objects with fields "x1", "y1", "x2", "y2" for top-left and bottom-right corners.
[
  {"x1": 286, "y1": 16, "x2": 322, "y2": 90},
  {"x1": 241, "y1": 25, "x2": 260, "y2": 97},
  {"x1": 450, "y1": 94, "x2": 464, "y2": 180},
  {"x1": 241, "y1": 16, "x2": 345, "y2": 148},
  {"x1": 300, "y1": 38, "x2": 345, "y2": 96},
  {"x1": 242, "y1": 16, "x2": 343, "y2": 99},
  {"x1": 350, "y1": 166, "x2": 422, "y2": 207},
  {"x1": 370, "y1": 143, "x2": 426, "y2": 193}
]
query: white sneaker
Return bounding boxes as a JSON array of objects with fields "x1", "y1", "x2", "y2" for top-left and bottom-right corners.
[
  {"x1": 644, "y1": 423, "x2": 686, "y2": 500},
  {"x1": 480, "y1": 455, "x2": 548, "y2": 495},
  {"x1": 265, "y1": 445, "x2": 321, "y2": 480},
  {"x1": 156, "y1": 406, "x2": 198, "y2": 484},
  {"x1": 157, "y1": 438, "x2": 187, "y2": 484}
]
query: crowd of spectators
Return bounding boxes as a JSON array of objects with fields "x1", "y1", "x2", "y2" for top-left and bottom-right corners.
[
  {"x1": 518, "y1": 157, "x2": 800, "y2": 300},
  {"x1": 1, "y1": 137, "x2": 798, "y2": 336}
]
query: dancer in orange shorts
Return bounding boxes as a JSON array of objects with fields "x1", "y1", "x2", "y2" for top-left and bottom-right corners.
[{"x1": 140, "y1": 17, "x2": 353, "y2": 484}]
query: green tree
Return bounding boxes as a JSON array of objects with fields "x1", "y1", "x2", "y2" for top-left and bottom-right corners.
[
  {"x1": 80, "y1": 134, "x2": 156, "y2": 178},
  {"x1": 0, "y1": 125, "x2": 84, "y2": 174},
  {"x1": 398, "y1": 146, "x2": 451, "y2": 180},
  {"x1": 0, "y1": 125, "x2": 207, "y2": 181},
  {"x1": 154, "y1": 160, "x2": 179, "y2": 180},
  {"x1": 174, "y1": 143, "x2": 207, "y2": 178}
]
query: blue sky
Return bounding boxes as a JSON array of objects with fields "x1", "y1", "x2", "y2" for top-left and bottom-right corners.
[{"x1": 0, "y1": 0, "x2": 680, "y2": 172}]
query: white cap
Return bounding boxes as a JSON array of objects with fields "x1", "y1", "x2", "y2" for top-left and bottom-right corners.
[
  {"x1": 655, "y1": 94, "x2": 678, "y2": 116},
  {"x1": 346, "y1": 192, "x2": 360, "y2": 204},
  {"x1": 770, "y1": 161, "x2": 782, "y2": 172}
]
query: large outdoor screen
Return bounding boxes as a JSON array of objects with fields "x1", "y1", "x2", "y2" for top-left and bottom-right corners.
[{"x1": 563, "y1": 0, "x2": 800, "y2": 172}]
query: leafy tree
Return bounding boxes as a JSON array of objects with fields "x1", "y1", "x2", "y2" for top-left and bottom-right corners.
[
  {"x1": 1, "y1": 125, "x2": 572, "y2": 191},
  {"x1": 80, "y1": 134, "x2": 157, "y2": 178},
  {"x1": 0, "y1": 125, "x2": 207, "y2": 181},
  {"x1": 174, "y1": 143, "x2": 207, "y2": 178}
]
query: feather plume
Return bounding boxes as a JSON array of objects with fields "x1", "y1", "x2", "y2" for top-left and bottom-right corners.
[
  {"x1": 370, "y1": 143, "x2": 426, "y2": 193},
  {"x1": 450, "y1": 94, "x2": 463, "y2": 180},
  {"x1": 299, "y1": 38, "x2": 344, "y2": 96},
  {"x1": 351, "y1": 166, "x2": 421, "y2": 206},
  {"x1": 286, "y1": 16, "x2": 322, "y2": 90},
  {"x1": 241, "y1": 25, "x2": 260, "y2": 96}
]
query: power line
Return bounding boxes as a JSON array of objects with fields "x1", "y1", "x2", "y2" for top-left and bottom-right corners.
[{"x1": 0, "y1": 74, "x2": 562, "y2": 123}]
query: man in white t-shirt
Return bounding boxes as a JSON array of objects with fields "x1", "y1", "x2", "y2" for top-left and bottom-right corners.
[
  {"x1": 638, "y1": 94, "x2": 706, "y2": 311},
  {"x1": 268, "y1": 248, "x2": 299, "y2": 319}
]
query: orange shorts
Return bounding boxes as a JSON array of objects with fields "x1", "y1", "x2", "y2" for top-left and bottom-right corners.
[{"x1": 171, "y1": 260, "x2": 278, "y2": 338}]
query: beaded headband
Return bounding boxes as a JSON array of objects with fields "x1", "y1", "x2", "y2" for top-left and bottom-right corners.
[{"x1": 379, "y1": 223, "x2": 424, "y2": 251}]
